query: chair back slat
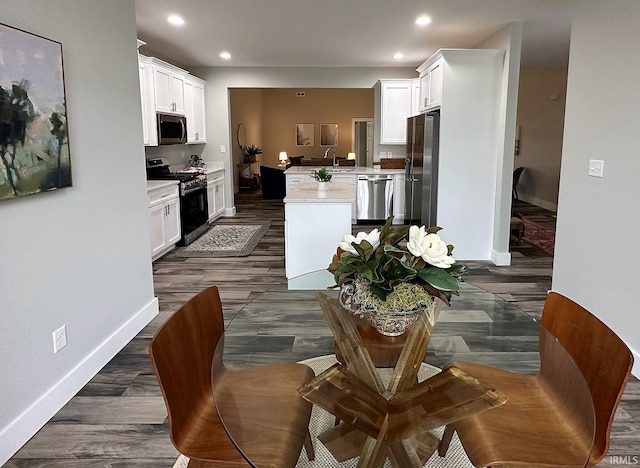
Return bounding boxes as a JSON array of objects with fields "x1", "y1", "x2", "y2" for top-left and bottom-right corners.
[
  {"x1": 149, "y1": 286, "x2": 225, "y2": 449},
  {"x1": 540, "y1": 292, "x2": 633, "y2": 465}
]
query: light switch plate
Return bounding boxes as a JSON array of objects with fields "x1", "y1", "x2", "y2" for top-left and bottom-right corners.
[{"x1": 588, "y1": 159, "x2": 604, "y2": 178}]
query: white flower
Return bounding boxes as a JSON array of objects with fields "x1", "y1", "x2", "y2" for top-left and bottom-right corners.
[
  {"x1": 407, "y1": 225, "x2": 455, "y2": 268},
  {"x1": 339, "y1": 228, "x2": 380, "y2": 256}
]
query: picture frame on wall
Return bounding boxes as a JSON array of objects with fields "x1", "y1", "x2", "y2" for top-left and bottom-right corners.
[
  {"x1": 295, "y1": 123, "x2": 314, "y2": 147},
  {"x1": 320, "y1": 123, "x2": 338, "y2": 146},
  {"x1": 0, "y1": 23, "x2": 72, "y2": 202}
]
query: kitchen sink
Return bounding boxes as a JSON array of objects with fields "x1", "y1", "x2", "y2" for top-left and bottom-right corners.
[{"x1": 309, "y1": 168, "x2": 355, "y2": 173}]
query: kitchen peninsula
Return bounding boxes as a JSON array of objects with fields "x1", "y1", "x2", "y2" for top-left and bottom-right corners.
[
  {"x1": 284, "y1": 165, "x2": 406, "y2": 224},
  {"x1": 284, "y1": 182, "x2": 355, "y2": 279}
]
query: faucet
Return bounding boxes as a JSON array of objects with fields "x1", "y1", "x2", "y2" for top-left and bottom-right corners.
[{"x1": 324, "y1": 146, "x2": 338, "y2": 168}]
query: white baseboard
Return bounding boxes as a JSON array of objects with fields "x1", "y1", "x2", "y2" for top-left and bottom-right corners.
[
  {"x1": 224, "y1": 206, "x2": 236, "y2": 217},
  {"x1": 517, "y1": 194, "x2": 558, "y2": 212},
  {"x1": 632, "y1": 349, "x2": 640, "y2": 379},
  {"x1": 0, "y1": 298, "x2": 159, "y2": 465},
  {"x1": 491, "y1": 249, "x2": 512, "y2": 266}
]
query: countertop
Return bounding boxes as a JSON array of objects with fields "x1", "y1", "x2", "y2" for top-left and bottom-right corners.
[
  {"x1": 284, "y1": 166, "x2": 405, "y2": 176},
  {"x1": 146, "y1": 179, "x2": 179, "y2": 191},
  {"x1": 284, "y1": 182, "x2": 355, "y2": 203}
]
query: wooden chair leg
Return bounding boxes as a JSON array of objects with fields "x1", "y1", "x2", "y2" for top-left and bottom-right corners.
[
  {"x1": 437, "y1": 424, "x2": 456, "y2": 457},
  {"x1": 304, "y1": 429, "x2": 315, "y2": 460}
]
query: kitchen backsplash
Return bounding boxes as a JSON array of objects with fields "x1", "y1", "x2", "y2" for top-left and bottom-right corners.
[{"x1": 145, "y1": 145, "x2": 204, "y2": 173}]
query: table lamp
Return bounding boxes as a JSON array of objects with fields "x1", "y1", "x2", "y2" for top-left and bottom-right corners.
[
  {"x1": 347, "y1": 152, "x2": 356, "y2": 160},
  {"x1": 279, "y1": 152, "x2": 288, "y2": 164}
]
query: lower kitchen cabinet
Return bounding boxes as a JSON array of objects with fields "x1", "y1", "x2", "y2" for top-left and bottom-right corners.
[
  {"x1": 207, "y1": 170, "x2": 225, "y2": 222},
  {"x1": 148, "y1": 182, "x2": 181, "y2": 261}
]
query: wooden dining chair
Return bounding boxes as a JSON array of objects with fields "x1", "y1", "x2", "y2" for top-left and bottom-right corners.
[
  {"x1": 438, "y1": 291, "x2": 634, "y2": 467},
  {"x1": 149, "y1": 285, "x2": 315, "y2": 467}
]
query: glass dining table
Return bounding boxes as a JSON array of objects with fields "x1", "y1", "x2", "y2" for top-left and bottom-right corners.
[{"x1": 211, "y1": 271, "x2": 594, "y2": 467}]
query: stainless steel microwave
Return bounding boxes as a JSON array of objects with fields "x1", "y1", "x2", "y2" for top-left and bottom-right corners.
[{"x1": 157, "y1": 113, "x2": 187, "y2": 145}]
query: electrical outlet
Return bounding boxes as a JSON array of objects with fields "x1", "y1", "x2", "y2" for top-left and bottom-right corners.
[
  {"x1": 53, "y1": 325, "x2": 67, "y2": 353},
  {"x1": 220, "y1": 145, "x2": 226, "y2": 153}
]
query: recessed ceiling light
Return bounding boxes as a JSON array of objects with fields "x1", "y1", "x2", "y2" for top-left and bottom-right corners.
[
  {"x1": 219, "y1": 51, "x2": 231, "y2": 60},
  {"x1": 415, "y1": 15, "x2": 432, "y2": 26},
  {"x1": 167, "y1": 15, "x2": 185, "y2": 26},
  {"x1": 393, "y1": 52, "x2": 404, "y2": 60}
]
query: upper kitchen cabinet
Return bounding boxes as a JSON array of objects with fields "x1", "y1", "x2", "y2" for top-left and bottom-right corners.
[
  {"x1": 138, "y1": 55, "x2": 157, "y2": 146},
  {"x1": 184, "y1": 76, "x2": 207, "y2": 144},
  {"x1": 138, "y1": 54, "x2": 207, "y2": 147},
  {"x1": 375, "y1": 79, "x2": 415, "y2": 145},
  {"x1": 151, "y1": 57, "x2": 187, "y2": 115},
  {"x1": 417, "y1": 56, "x2": 443, "y2": 112}
]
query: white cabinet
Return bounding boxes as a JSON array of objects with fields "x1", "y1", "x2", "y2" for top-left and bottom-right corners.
[
  {"x1": 152, "y1": 59, "x2": 187, "y2": 115},
  {"x1": 138, "y1": 55, "x2": 157, "y2": 146},
  {"x1": 207, "y1": 170, "x2": 225, "y2": 222},
  {"x1": 377, "y1": 80, "x2": 414, "y2": 145},
  {"x1": 286, "y1": 173, "x2": 312, "y2": 193},
  {"x1": 185, "y1": 77, "x2": 207, "y2": 144},
  {"x1": 410, "y1": 78, "x2": 421, "y2": 117},
  {"x1": 418, "y1": 56, "x2": 443, "y2": 112},
  {"x1": 392, "y1": 173, "x2": 406, "y2": 224},
  {"x1": 331, "y1": 173, "x2": 357, "y2": 222},
  {"x1": 148, "y1": 183, "x2": 181, "y2": 261}
]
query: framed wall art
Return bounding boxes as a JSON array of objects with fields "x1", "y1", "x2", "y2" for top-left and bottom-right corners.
[
  {"x1": 0, "y1": 23, "x2": 72, "y2": 202},
  {"x1": 295, "y1": 123, "x2": 314, "y2": 147},
  {"x1": 320, "y1": 123, "x2": 338, "y2": 146}
]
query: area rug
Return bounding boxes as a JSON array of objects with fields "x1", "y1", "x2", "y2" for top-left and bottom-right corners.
[
  {"x1": 173, "y1": 355, "x2": 474, "y2": 468},
  {"x1": 522, "y1": 218, "x2": 555, "y2": 257},
  {"x1": 175, "y1": 222, "x2": 270, "y2": 257}
]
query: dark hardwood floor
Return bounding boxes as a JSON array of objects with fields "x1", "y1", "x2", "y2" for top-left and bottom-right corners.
[{"x1": 8, "y1": 191, "x2": 639, "y2": 467}]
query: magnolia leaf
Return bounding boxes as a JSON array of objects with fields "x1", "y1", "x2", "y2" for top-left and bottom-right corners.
[
  {"x1": 447, "y1": 263, "x2": 466, "y2": 278},
  {"x1": 379, "y1": 217, "x2": 394, "y2": 243},
  {"x1": 385, "y1": 225, "x2": 410, "y2": 245},
  {"x1": 353, "y1": 239, "x2": 374, "y2": 260},
  {"x1": 422, "y1": 283, "x2": 451, "y2": 305},
  {"x1": 328, "y1": 256, "x2": 343, "y2": 273},
  {"x1": 447, "y1": 244, "x2": 454, "y2": 255},
  {"x1": 417, "y1": 267, "x2": 460, "y2": 292},
  {"x1": 370, "y1": 283, "x2": 391, "y2": 301},
  {"x1": 385, "y1": 262, "x2": 417, "y2": 282},
  {"x1": 426, "y1": 226, "x2": 443, "y2": 234},
  {"x1": 357, "y1": 259, "x2": 383, "y2": 282}
]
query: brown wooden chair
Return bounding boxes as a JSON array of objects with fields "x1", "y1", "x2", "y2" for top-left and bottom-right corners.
[
  {"x1": 438, "y1": 291, "x2": 633, "y2": 467},
  {"x1": 149, "y1": 286, "x2": 315, "y2": 467}
]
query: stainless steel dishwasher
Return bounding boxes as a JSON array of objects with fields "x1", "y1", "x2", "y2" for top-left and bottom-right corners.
[{"x1": 356, "y1": 174, "x2": 394, "y2": 221}]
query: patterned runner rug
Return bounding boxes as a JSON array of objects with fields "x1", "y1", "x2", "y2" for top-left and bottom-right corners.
[
  {"x1": 173, "y1": 355, "x2": 474, "y2": 467},
  {"x1": 174, "y1": 222, "x2": 270, "y2": 257},
  {"x1": 522, "y1": 218, "x2": 555, "y2": 256}
]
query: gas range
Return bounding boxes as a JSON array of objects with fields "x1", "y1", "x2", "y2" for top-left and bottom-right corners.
[
  {"x1": 146, "y1": 158, "x2": 210, "y2": 246},
  {"x1": 146, "y1": 159, "x2": 207, "y2": 195}
]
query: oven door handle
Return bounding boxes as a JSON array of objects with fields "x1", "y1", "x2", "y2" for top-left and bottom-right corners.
[
  {"x1": 182, "y1": 184, "x2": 206, "y2": 196},
  {"x1": 181, "y1": 118, "x2": 187, "y2": 142}
]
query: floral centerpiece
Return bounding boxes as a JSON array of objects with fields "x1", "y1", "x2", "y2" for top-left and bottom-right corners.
[{"x1": 328, "y1": 216, "x2": 465, "y2": 335}]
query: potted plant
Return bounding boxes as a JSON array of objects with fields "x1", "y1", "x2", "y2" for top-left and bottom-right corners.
[
  {"x1": 328, "y1": 217, "x2": 466, "y2": 336},
  {"x1": 310, "y1": 167, "x2": 332, "y2": 192},
  {"x1": 243, "y1": 144, "x2": 263, "y2": 163}
]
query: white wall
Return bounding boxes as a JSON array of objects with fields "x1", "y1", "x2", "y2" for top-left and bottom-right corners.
[
  {"x1": 189, "y1": 66, "x2": 416, "y2": 211},
  {"x1": 553, "y1": 0, "x2": 640, "y2": 376},
  {"x1": 475, "y1": 23, "x2": 523, "y2": 266},
  {"x1": 0, "y1": 1, "x2": 158, "y2": 462},
  {"x1": 515, "y1": 67, "x2": 568, "y2": 212}
]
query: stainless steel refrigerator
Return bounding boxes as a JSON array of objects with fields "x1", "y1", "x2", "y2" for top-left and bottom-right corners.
[{"x1": 404, "y1": 111, "x2": 439, "y2": 226}]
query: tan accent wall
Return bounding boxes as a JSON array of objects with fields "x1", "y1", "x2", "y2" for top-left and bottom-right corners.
[
  {"x1": 515, "y1": 67, "x2": 568, "y2": 211},
  {"x1": 231, "y1": 88, "x2": 374, "y2": 168}
]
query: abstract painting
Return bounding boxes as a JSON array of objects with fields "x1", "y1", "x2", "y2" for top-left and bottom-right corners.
[
  {"x1": 320, "y1": 123, "x2": 338, "y2": 146},
  {"x1": 295, "y1": 123, "x2": 314, "y2": 147},
  {"x1": 0, "y1": 23, "x2": 71, "y2": 202}
]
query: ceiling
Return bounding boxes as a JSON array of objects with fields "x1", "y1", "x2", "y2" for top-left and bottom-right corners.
[{"x1": 135, "y1": 0, "x2": 576, "y2": 69}]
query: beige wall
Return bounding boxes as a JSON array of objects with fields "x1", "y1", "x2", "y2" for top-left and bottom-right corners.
[
  {"x1": 515, "y1": 67, "x2": 568, "y2": 211},
  {"x1": 231, "y1": 88, "x2": 374, "y2": 169}
]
